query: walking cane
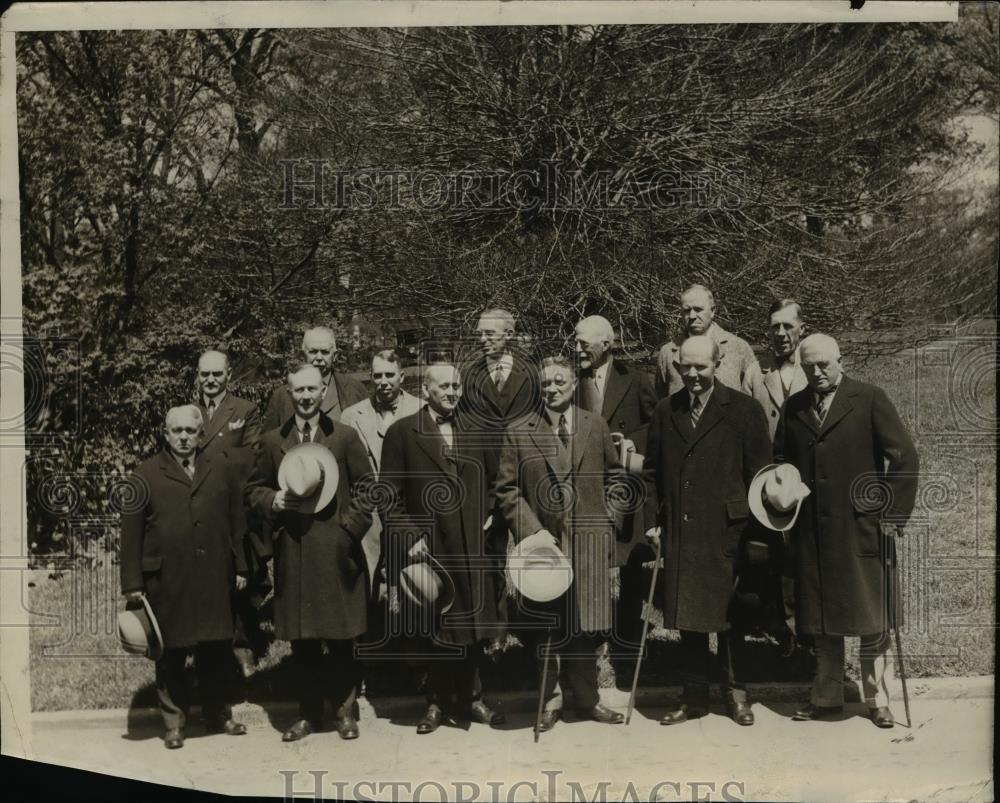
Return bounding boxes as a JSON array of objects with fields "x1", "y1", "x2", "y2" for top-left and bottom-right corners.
[
  {"x1": 534, "y1": 630, "x2": 553, "y2": 742},
  {"x1": 626, "y1": 533, "x2": 662, "y2": 725},
  {"x1": 888, "y1": 531, "x2": 911, "y2": 728}
]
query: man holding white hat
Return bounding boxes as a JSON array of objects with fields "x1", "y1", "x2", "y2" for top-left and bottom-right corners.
[
  {"x1": 775, "y1": 333, "x2": 919, "y2": 728},
  {"x1": 247, "y1": 364, "x2": 375, "y2": 742},
  {"x1": 380, "y1": 361, "x2": 505, "y2": 734},
  {"x1": 496, "y1": 355, "x2": 628, "y2": 731},
  {"x1": 120, "y1": 405, "x2": 249, "y2": 749}
]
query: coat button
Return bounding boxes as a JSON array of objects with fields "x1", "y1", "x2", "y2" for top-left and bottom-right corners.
[
  {"x1": 683, "y1": 513, "x2": 690, "y2": 522},
  {"x1": 683, "y1": 480, "x2": 691, "y2": 489}
]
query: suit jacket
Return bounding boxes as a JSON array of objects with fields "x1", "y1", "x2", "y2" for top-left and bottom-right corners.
[
  {"x1": 644, "y1": 383, "x2": 771, "y2": 632},
  {"x1": 120, "y1": 450, "x2": 247, "y2": 648},
  {"x1": 246, "y1": 414, "x2": 373, "y2": 641},
  {"x1": 774, "y1": 376, "x2": 919, "y2": 636},
  {"x1": 655, "y1": 324, "x2": 757, "y2": 400},
  {"x1": 379, "y1": 407, "x2": 503, "y2": 645},
  {"x1": 495, "y1": 406, "x2": 624, "y2": 633},
  {"x1": 577, "y1": 358, "x2": 658, "y2": 564},
  {"x1": 340, "y1": 390, "x2": 424, "y2": 589},
  {"x1": 262, "y1": 371, "x2": 367, "y2": 432},
  {"x1": 746, "y1": 351, "x2": 808, "y2": 440}
]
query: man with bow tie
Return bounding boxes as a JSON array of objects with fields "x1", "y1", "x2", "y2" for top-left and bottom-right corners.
[
  {"x1": 262, "y1": 326, "x2": 367, "y2": 430},
  {"x1": 379, "y1": 361, "x2": 505, "y2": 734},
  {"x1": 342, "y1": 350, "x2": 424, "y2": 598},
  {"x1": 120, "y1": 405, "x2": 249, "y2": 749},
  {"x1": 246, "y1": 365, "x2": 374, "y2": 742},
  {"x1": 573, "y1": 315, "x2": 657, "y2": 665},
  {"x1": 644, "y1": 336, "x2": 771, "y2": 726},
  {"x1": 775, "y1": 334, "x2": 919, "y2": 728},
  {"x1": 495, "y1": 355, "x2": 630, "y2": 731},
  {"x1": 194, "y1": 349, "x2": 267, "y2": 675}
]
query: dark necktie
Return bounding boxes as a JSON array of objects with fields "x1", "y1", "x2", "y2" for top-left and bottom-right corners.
[
  {"x1": 690, "y1": 396, "x2": 703, "y2": 428},
  {"x1": 435, "y1": 414, "x2": 453, "y2": 426},
  {"x1": 813, "y1": 392, "x2": 831, "y2": 426},
  {"x1": 301, "y1": 421, "x2": 312, "y2": 443},
  {"x1": 557, "y1": 414, "x2": 569, "y2": 448},
  {"x1": 181, "y1": 458, "x2": 194, "y2": 479},
  {"x1": 206, "y1": 399, "x2": 216, "y2": 421}
]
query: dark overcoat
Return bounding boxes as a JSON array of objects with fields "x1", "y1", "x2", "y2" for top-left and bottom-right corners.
[
  {"x1": 577, "y1": 358, "x2": 658, "y2": 564},
  {"x1": 379, "y1": 407, "x2": 503, "y2": 646},
  {"x1": 262, "y1": 371, "x2": 368, "y2": 431},
  {"x1": 120, "y1": 450, "x2": 247, "y2": 648},
  {"x1": 644, "y1": 383, "x2": 771, "y2": 632},
  {"x1": 246, "y1": 414, "x2": 373, "y2": 641},
  {"x1": 495, "y1": 407, "x2": 626, "y2": 633},
  {"x1": 774, "y1": 375, "x2": 919, "y2": 635}
]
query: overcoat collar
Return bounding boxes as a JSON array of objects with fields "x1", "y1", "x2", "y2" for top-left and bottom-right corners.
[
  {"x1": 278, "y1": 413, "x2": 335, "y2": 453},
  {"x1": 793, "y1": 375, "x2": 858, "y2": 437},
  {"x1": 670, "y1": 382, "x2": 730, "y2": 446}
]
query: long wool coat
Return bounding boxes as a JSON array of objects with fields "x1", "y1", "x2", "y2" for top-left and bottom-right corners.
[
  {"x1": 495, "y1": 406, "x2": 626, "y2": 633},
  {"x1": 774, "y1": 376, "x2": 919, "y2": 635},
  {"x1": 379, "y1": 407, "x2": 503, "y2": 646},
  {"x1": 120, "y1": 450, "x2": 247, "y2": 649},
  {"x1": 644, "y1": 383, "x2": 772, "y2": 632},
  {"x1": 246, "y1": 414, "x2": 373, "y2": 641}
]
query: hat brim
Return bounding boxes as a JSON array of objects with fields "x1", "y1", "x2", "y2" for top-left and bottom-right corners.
[
  {"x1": 278, "y1": 442, "x2": 340, "y2": 514},
  {"x1": 748, "y1": 464, "x2": 804, "y2": 533},
  {"x1": 118, "y1": 596, "x2": 163, "y2": 661},
  {"x1": 400, "y1": 553, "x2": 456, "y2": 614},
  {"x1": 507, "y1": 542, "x2": 574, "y2": 602}
]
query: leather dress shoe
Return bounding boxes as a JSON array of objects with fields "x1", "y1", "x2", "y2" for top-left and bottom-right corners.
[
  {"x1": 725, "y1": 698, "x2": 755, "y2": 726},
  {"x1": 585, "y1": 703, "x2": 625, "y2": 724},
  {"x1": 205, "y1": 717, "x2": 247, "y2": 736},
  {"x1": 416, "y1": 704, "x2": 443, "y2": 734},
  {"x1": 659, "y1": 703, "x2": 707, "y2": 726},
  {"x1": 164, "y1": 728, "x2": 184, "y2": 749},
  {"x1": 792, "y1": 703, "x2": 843, "y2": 722},
  {"x1": 281, "y1": 719, "x2": 316, "y2": 742},
  {"x1": 536, "y1": 709, "x2": 561, "y2": 733},
  {"x1": 468, "y1": 700, "x2": 505, "y2": 726},
  {"x1": 336, "y1": 714, "x2": 360, "y2": 740},
  {"x1": 869, "y1": 706, "x2": 895, "y2": 728}
]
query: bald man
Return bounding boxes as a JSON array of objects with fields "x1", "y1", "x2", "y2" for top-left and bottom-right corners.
[
  {"x1": 655, "y1": 284, "x2": 757, "y2": 399},
  {"x1": 776, "y1": 334, "x2": 918, "y2": 728},
  {"x1": 262, "y1": 327, "x2": 367, "y2": 431},
  {"x1": 194, "y1": 349, "x2": 267, "y2": 674},
  {"x1": 120, "y1": 405, "x2": 249, "y2": 749},
  {"x1": 573, "y1": 316, "x2": 657, "y2": 661},
  {"x1": 644, "y1": 336, "x2": 771, "y2": 726}
]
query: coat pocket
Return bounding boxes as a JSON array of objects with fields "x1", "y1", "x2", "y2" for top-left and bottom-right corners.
[
  {"x1": 853, "y1": 512, "x2": 882, "y2": 557},
  {"x1": 723, "y1": 499, "x2": 750, "y2": 556},
  {"x1": 141, "y1": 555, "x2": 162, "y2": 572}
]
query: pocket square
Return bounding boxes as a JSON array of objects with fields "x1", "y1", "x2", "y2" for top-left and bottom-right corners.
[{"x1": 228, "y1": 419, "x2": 245, "y2": 430}]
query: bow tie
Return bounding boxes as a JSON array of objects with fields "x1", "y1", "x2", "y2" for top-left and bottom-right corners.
[
  {"x1": 375, "y1": 400, "x2": 398, "y2": 415},
  {"x1": 435, "y1": 414, "x2": 454, "y2": 426},
  {"x1": 814, "y1": 385, "x2": 838, "y2": 397}
]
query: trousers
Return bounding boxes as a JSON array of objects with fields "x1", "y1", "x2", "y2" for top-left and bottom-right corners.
[
  {"x1": 155, "y1": 640, "x2": 240, "y2": 731},
  {"x1": 811, "y1": 632, "x2": 893, "y2": 708}
]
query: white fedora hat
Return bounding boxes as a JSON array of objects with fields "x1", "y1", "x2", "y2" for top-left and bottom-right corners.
[
  {"x1": 277, "y1": 442, "x2": 340, "y2": 514},
  {"x1": 117, "y1": 595, "x2": 163, "y2": 661},
  {"x1": 400, "y1": 553, "x2": 456, "y2": 614},
  {"x1": 749, "y1": 463, "x2": 811, "y2": 532},
  {"x1": 507, "y1": 532, "x2": 574, "y2": 603}
]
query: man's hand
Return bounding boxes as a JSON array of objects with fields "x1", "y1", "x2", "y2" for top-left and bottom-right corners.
[
  {"x1": 881, "y1": 522, "x2": 905, "y2": 539},
  {"x1": 124, "y1": 590, "x2": 144, "y2": 603},
  {"x1": 529, "y1": 529, "x2": 559, "y2": 549},
  {"x1": 272, "y1": 489, "x2": 305, "y2": 512},
  {"x1": 235, "y1": 574, "x2": 248, "y2": 592},
  {"x1": 408, "y1": 537, "x2": 429, "y2": 558},
  {"x1": 645, "y1": 526, "x2": 661, "y2": 548}
]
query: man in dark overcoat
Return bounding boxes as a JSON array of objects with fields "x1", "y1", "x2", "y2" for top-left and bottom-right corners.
[
  {"x1": 572, "y1": 315, "x2": 657, "y2": 656},
  {"x1": 194, "y1": 349, "x2": 269, "y2": 674},
  {"x1": 495, "y1": 355, "x2": 629, "y2": 731},
  {"x1": 246, "y1": 364, "x2": 374, "y2": 741},
  {"x1": 775, "y1": 334, "x2": 918, "y2": 728},
  {"x1": 380, "y1": 361, "x2": 505, "y2": 733},
  {"x1": 644, "y1": 335, "x2": 771, "y2": 726},
  {"x1": 262, "y1": 326, "x2": 367, "y2": 430},
  {"x1": 120, "y1": 404, "x2": 249, "y2": 749}
]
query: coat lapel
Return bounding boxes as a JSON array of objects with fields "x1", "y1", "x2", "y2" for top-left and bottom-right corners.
[
  {"x1": 573, "y1": 407, "x2": 594, "y2": 472},
  {"x1": 278, "y1": 418, "x2": 301, "y2": 454},
  {"x1": 159, "y1": 450, "x2": 191, "y2": 487},
  {"x1": 687, "y1": 385, "x2": 728, "y2": 447},
  {"x1": 817, "y1": 378, "x2": 856, "y2": 438},
  {"x1": 201, "y1": 395, "x2": 235, "y2": 444},
  {"x1": 670, "y1": 394, "x2": 693, "y2": 443},
  {"x1": 527, "y1": 413, "x2": 569, "y2": 479},
  {"x1": 191, "y1": 452, "x2": 213, "y2": 494},
  {"x1": 600, "y1": 361, "x2": 630, "y2": 424},
  {"x1": 762, "y1": 365, "x2": 787, "y2": 411},
  {"x1": 498, "y1": 365, "x2": 528, "y2": 415},
  {"x1": 321, "y1": 375, "x2": 342, "y2": 416},
  {"x1": 414, "y1": 408, "x2": 455, "y2": 476}
]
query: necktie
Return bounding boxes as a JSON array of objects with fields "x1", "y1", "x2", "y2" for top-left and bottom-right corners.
[
  {"x1": 813, "y1": 392, "x2": 830, "y2": 426},
  {"x1": 435, "y1": 414, "x2": 453, "y2": 426},
  {"x1": 301, "y1": 421, "x2": 312, "y2": 443},
  {"x1": 492, "y1": 362, "x2": 506, "y2": 391},
  {"x1": 690, "y1": 396, "x2": 703, "y2": 428},
  {"x1": 206, "y1": 399, "x2": 216, "y2": 421},
  {"x1": 557, "y1": 414, "x2": 569, "y2": 448},
  {"x1": 181, "y1": 458, "x2": 194, "y2": 479}
]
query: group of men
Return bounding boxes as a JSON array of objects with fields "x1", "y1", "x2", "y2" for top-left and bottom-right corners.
[{"x1": 120, "y1": 284, "x2": 919, "y2": 749}]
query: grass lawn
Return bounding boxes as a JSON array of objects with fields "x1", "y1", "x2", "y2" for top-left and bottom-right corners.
[{"x1": 28, "y1": 324, "x2": 995, "y2": 710}]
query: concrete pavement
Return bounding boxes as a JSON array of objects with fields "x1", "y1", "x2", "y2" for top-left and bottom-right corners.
[{"x1": 28, "y1": 677, "x2": 994, "y2": 801}]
